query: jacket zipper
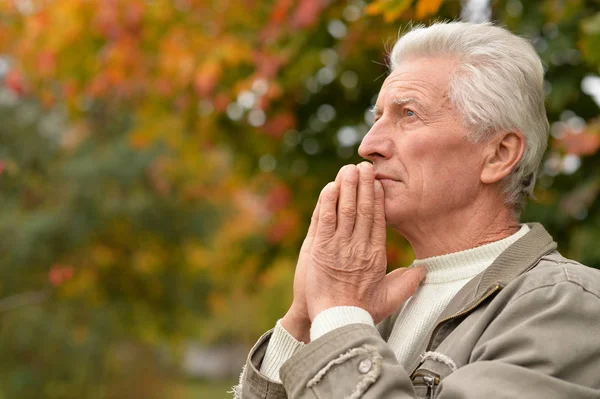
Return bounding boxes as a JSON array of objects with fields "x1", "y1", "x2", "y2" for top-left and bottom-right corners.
[
  {"x1": 423, "y1": 374, "x2": 437, "y2": 399},
  {"x1": 412, "y1": 370, "x2": 440, "y2": 399},
  {"x1": 424, "y1": 284, "x2": 503, "y2": 352},
  {"x1": 408, "y1": 284, "x2": 504, "y2": 396}
]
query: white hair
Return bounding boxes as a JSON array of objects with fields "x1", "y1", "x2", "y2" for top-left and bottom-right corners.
[{"x1": 389, "y1": 22, "x2": 549, "y2": 213}]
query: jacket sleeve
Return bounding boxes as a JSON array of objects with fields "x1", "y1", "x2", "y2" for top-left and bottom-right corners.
[
  {"x1": 235, "y1": 315, "x2": 397, "y2": 399},
  {"x1": 235, "y1": 329, "x2": 288, "y2": 399},
  {"x1": 280, "y1": 323, "x2": 418, "y2": 398},
  {"x1": 277, "y1": 277, "x2": 600, "y2": 398}
]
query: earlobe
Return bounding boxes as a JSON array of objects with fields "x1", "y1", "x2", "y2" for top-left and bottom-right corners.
[{"x1": 480, "y1": 131, "x2": 525, "y2": 184}]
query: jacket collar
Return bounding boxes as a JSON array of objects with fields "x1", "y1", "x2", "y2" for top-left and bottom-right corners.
[{"x1": 434, "y1": 222, "x2": 557, "y2": 325}]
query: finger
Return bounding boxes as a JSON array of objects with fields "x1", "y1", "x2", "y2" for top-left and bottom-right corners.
[
  {"x1": 370, "y1": 179, "x2": 386, "y2": 246},
  {"x1": 303, "y1": 197, "x2": 321, "y2": 248},
  {"x1": 353, "y1": 162, "x2": 375, "y2": 238},
  {"x1": 382, "y1": 267, "x2": 426, "y2": 317},
  {"x1": 336, "y1": 165, "x2": 359, "y2": 239},
  {"x1": 315, "y1": 182, "x2": 338, "y2": 240}
]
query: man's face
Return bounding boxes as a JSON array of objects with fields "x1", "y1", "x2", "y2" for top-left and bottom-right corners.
[{"x1": 358, "y1": 57, "x2": 487, "y2": 232}]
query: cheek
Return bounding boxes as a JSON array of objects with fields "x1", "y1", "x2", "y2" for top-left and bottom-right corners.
[
  {"x1": 424, "y1": 154, "x2": 482, "y2": 206},
  {"x1": 413, "y1": 143, "x2": 482, "y2": 200}
]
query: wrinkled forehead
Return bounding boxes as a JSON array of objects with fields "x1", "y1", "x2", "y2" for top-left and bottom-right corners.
[{"x1": 376, "y1": 58, "x2": 456, "y2": 105}]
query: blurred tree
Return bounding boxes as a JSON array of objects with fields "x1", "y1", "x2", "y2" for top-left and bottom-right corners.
[
  {"x1": 0, "y1": 0, "x2": 598, "y2": 397},
  {"x1": 493, "y1": 0, "x2": 600, "y2": 266}
]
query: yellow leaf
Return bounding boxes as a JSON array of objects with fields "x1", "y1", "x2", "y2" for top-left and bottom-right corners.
[
  {"x1": 129, "y1": 129, "x2": 153, "y2": 149},
  {"x1": 415, "y1": 0, "x2": 444, "y2": 19},
  {"x1": 366, "y1": 0, "x2": 414, "y2": 21},
  {"x1": 365, "y1": 1, "x2": 384, "y2": 15}
]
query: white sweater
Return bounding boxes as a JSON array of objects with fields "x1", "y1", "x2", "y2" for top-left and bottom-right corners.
[{"x1": 259, "y1": 225, "x2": 530, "y2": 382}]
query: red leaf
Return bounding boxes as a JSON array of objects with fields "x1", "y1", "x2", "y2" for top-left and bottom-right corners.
[
  {"x1": 291, "y1": 0, "x2": 325, "y2": 29},
  {"x1": 270, "y1": 0, "x2": 294, "y2": 24},
  {"x1": 212, "y1": 93, "x2": 230, "y2": 113},
  {"x1": 37, "y1": 51, "x2": 56, "y2": 78},
  {"x1": 3, "y1": 69, "x2": 26, "y2": 96},
  {"x1": 125, "y1": 1, "x2": 144, "y2": 30},
  {"x1": 48, "y1": 265, "x2": 74, "y2": 286},
  {"x1": 266, "y1": 183, "x2": 292, "y2": 211},
  {"x1": 194, "y1": 62, "x2": 222, "y2": 97},
  {"x1": 253, "y1": 51, "x2": 283, "y2": 79},
  {"x1": 266, "y1": 212, "x2": 298, "y2": 243},
  {"x1": 262, "y1": 112, "x2": 296, "y2": 138},
  {"x1": 554, "y1": 129, "x2": 600, "y2": 156}
]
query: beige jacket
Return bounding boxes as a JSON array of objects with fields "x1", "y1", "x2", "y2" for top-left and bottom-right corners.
[{"x1": 237, "y1": 223, "x2": 600, "y2": 398}]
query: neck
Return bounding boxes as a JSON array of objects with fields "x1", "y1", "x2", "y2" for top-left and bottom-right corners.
[{"x1": 396, "y1": 198, "x2": 520, "y2": 259}]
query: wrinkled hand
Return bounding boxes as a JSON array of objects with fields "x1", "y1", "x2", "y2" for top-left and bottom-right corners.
[
  {"x1": 281, "y1": 196, "x2": 322, "y2": 343},
  {"x1": 305, "y1": 162, "x2": 426, "y2": 324}
]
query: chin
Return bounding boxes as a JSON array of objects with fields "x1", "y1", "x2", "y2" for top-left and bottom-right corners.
[{"x1": 384, "y1": 207, "x2": 410, "y2": 230}]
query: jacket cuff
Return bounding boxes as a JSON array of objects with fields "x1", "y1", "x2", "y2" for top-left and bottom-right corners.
[
  {"x1": 310, "y1": 306, "x2": 374, "y2": 341},
  {"x1": 240, "y1": 329, "x2": 288, "y2": 398},
  {"x1": 260, "y1": 319, "x2": 305, "y2": 382},
  {"x1": 281, "y1": 323, "x2": 392, "y2": 397}
]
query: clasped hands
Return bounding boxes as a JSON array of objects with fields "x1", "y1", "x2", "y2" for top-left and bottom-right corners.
[{"x1": 281, "y1": 162, "x2": 426, "y2": 343}]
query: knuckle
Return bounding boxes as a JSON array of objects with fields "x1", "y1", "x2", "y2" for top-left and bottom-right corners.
[
  {"x1": 356, "y1": 242, "x2": 371, "y2": 256},
  {"x1": 373, "y1": 215, "x2": 385, "y2": 226},
  {"x1": 359, "y1": 172, "x2": 373, "y2": 184},
  {"x1": 339, "y1": 246, "x2": 353, "y2": 259},
  {"x1": 357, "y1": 203, "x2": 374, "y2": 217},
  {"x1": 323, "y1": 190, "x2": 337, "y2": 202},
  {"x1": 350, "y1": 244, "x2": 365, "y2": 258},
  {"x1": 342, "y1": 175, "x2": 358, "y2": 187},
  {"x1": 339, "y1": 205, "x2": 356, "y2": 218},
  {"x1": 321, "y1": 212, "x2": 337, "y2": 225}
]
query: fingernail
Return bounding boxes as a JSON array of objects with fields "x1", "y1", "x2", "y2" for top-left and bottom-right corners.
[
  {"x1": 414, "y1": 267, "x2": 427, "y2": 280},
  {"x1": 374, "y1": 180, "x2": 383, "y2": 190}
]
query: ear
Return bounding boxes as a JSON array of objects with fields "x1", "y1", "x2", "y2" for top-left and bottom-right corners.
[{"x1": 480, "y1": 131, "x2": 525, "y2": 184}]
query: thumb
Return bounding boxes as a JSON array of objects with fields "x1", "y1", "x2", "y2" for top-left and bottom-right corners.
[{"x1": 382, "y1": 267, "x2": 426, "y2": 318}]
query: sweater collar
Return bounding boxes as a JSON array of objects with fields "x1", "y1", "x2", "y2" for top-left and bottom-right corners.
[{"x1": 412, "y1": 225, "x2": 530, "y2": 284}]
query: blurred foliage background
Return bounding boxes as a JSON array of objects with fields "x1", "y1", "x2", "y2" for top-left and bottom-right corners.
[{"x1": 0, "y1": 0, "x2": 598, "y2": 398}]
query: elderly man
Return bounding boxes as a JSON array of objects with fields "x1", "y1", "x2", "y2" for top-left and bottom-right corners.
[{"x1": 234, "y1": 22, "x2": 600, "y2": 398}]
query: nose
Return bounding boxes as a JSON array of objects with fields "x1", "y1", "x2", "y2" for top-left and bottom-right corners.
[{"x1": 358, "y1": 124, "x2": 393, "y2": 162}]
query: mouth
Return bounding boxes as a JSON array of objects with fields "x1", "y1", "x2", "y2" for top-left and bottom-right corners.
[{"x1": 375, "y1": 174, "x2": 401, "y2": 183}]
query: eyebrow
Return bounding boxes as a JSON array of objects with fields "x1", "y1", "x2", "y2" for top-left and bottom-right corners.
[{"x1": 371, "y1": 97, "x2": 423, "y2": 116}]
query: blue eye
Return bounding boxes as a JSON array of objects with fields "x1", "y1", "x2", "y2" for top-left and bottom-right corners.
[{"x1": 406, "y1": 110, "x2": 415, "y2": 117}]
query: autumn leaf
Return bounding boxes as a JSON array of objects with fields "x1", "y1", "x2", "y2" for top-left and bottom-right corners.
[
  {"x1": 194, "y1": 61, "x2": 222, "y2": 98},
  {"x1": 262, "y1": 112, "x2": 296, "y2": 138},
  {"x1": 291, "y1": 0, "x2": 325, "y2": 29},
  {"x1": 366, "y1": 0, "x2": 414, "y2": 22},
  {"x1": 270, "y1": 0, "x2": 294, "y2": 25},
  {"x1": 553, "y1": 125, "x2": 600, "y2": 156},
  {"x1": 415, "y1": 0, "x2": 444, "y2": 19}
]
